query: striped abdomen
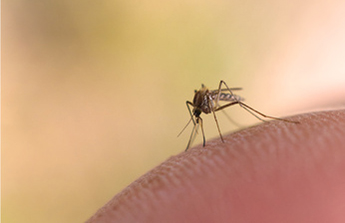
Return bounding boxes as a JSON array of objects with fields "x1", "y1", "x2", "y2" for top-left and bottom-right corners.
[{"x1": 213, "y1": 93, "x2": 244, "y2": 102}]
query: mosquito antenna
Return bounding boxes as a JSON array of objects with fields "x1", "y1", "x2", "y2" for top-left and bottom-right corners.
[
  {"x1": 177, "y1": 117, "x2": 193, "y2": 137},
  {"x1": 185, "y1": 122, "x2": 199, "y2": 151}
]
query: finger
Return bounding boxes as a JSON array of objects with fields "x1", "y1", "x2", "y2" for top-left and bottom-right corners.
[{"x1": 87, "y1": 110, "x2": 345, "y2": 223}]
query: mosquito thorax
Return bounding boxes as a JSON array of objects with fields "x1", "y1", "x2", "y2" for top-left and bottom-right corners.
[{"x1": 192, "y1": 90, "x2": 201, "y2": 106}]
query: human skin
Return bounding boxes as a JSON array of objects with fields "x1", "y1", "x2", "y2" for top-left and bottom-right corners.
[{"x1": 87, "y1": 110, "x2": 345, "y2": 223}]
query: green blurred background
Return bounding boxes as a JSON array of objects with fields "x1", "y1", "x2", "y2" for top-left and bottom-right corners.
[{"x1": 3, "y1": 0, "x2": 345, "y2": 222}]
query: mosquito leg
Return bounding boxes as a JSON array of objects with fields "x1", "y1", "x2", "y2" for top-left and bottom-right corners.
[
  {"x1": 213, "y1": 109, "x2": 224, "y2": 142},
  {"x1": 238, "y1": 102, "x2": 300, "y2": 124},
  {"x1": 186, "y1": 101, "x2": 196, "y2": 125},
  {"x1": 214, "y1": 101, "x2": 239, "y2": 111},
  {"x1": 177, "y1": 118, "x2": 192, "y2": 137},
  {"x1": 187, "y1": 100, "x2": 203, "y2": 141},
  {"x1": 217, "y1": 81, "x2": 298, "y2": 123},
  {"x1": 177, "y1": 101, "x2": 196, "y2": 137},
  {"x1": 217, "y1": 80, "x2": 237, "y2": 104},
  {"x1": 219, "y1": 81, "x2": 271, "y2": 122},
  {"x1": 215, "y1": 101, "x2": 299, "y2": 124},
  {"x1": 185, "y1": 122, "x2": 198, "y2": 151},
  {"x1": 219, "y1": 80, "x2": 251, "y2": 117},
  {"x1": 177, "y1": 101, "x2": 196, "y2": 138},
  {"x1": 184, "y1": 101, "x2": 198, "y2": 151},
  {"x1": 208, "y1": 95, "x2": 224, "y2": 143},
  {"x1": 240, "y1": 106, "x2": 267, "y2": 122},
  {"x1": 198, "y1": 117, "x2": 206, "y2": 147},
  {"x1": 214, "y1": 82, "x2": 244, "y2": 128}
]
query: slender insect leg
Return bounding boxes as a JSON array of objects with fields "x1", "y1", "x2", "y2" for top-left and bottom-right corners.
[
  {"x1": 177, "y1": 101, "x2": 196, "y2": 138},
  {"x1": 186, "y1": 101, "x2": 196, "y2": 125},
  {"x1": 237, "y1": 102, "x2": 300, "y2": 123},
  {"x1": 211, "y1": 80, "x2": 239, "y2": 142},
  {"x1": 185, "y1": 122, "x2": 198, "y2": 151},
  {"x1": 215, "y1": 101, "x2": 266, "y2": 122},
  {"x1": 184, "y1": 101, "x2": 197, "y2": 151},
  {"x1": 185, "y1": 117, "x2": 205, "y2": 151},
  {"x1": 177, "y1": 118, "x2": 192, "y2": 137},
  {"x1": 215, "y1": 101, "x2": 239, "y2": 112},
  {"x1": 208, "y1": 94, "x2": 224, "y2": 143},
  {"x1": 237, "y1": 105, "x2": 267, "y2": 122},
  {"x1": 216, "y1": 80, "x2": 237, "y2": 105},
  {"x1": 218, "y1": 80, "x2": 274, "y2": 122},
  {"x1": 215, "y1": 101, "x2": 299, "y2": 124},
  {"x1": 212, "y1": 109, "x2": 224, "y2": 142},
  {"x1": 198, "y1": 117, "x2": 206, "y2": 147}
]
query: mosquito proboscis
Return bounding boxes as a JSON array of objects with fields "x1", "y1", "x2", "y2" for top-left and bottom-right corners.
[{"x1": 179, "y1": 80, "x2": 299, "y2": 151}]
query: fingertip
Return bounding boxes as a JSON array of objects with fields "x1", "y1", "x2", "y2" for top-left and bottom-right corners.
[{"x1": 88, "y1": 110, "x2": 345, "y2": 223}]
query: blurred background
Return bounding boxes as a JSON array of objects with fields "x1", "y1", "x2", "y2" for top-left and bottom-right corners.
[{"x1": 3, "y1": 0, "x2": 345, "y2": 222}]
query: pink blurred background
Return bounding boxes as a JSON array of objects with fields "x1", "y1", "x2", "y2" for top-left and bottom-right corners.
[{"x1": 3, "y1": 0, "x2": 345, "y2": 222}]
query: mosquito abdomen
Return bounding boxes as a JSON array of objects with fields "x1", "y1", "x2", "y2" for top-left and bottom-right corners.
[{"x1": 217, "y1": 93, "x2": 243, "y2": 102}]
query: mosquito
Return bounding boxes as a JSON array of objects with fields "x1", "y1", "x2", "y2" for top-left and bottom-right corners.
[{"x1": 179, "y1": 80, "x2": 299, "y2": 151}]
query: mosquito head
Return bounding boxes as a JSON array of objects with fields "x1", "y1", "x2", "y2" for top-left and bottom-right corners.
[{"x1": 193, "y1": 108, "x2": 202, "y2": 118}]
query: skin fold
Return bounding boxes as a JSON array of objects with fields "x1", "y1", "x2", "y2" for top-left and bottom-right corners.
[{"x1": 87, "y1": 110, "x2": 345, "y2": 223}]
